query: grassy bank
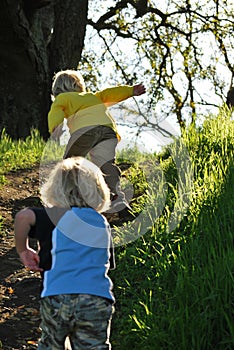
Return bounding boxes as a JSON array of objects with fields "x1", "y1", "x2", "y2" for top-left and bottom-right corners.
[
  {"x1": 0, "y1": 128, "x2": 45, "y2": 185},
  {"x1": 0, "y1": 108, "x2": 233, "y2": 349},
  {"x1": 111, "y1": 108, "x2": 234, "y2": 349}
]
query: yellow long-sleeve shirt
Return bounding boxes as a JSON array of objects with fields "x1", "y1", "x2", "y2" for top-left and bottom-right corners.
[{"x1": 48, "y1": 85, "x2": 134, "y2": 136}]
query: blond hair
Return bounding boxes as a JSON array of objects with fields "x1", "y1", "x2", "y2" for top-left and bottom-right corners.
[
  {"x1": 51, "y1": 69, "x2": 86, "y2": 97},
  {"x1": 40, "y1": 157, "x2": 110, "y2": 213}
]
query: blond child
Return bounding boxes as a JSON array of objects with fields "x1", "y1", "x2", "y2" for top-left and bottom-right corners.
[
  {"x1": 48, "y1": 69, "x2": 146, "y2": 216},
  {"x1": 15, "y1": 157, "x2": 115, "y2": 349}
]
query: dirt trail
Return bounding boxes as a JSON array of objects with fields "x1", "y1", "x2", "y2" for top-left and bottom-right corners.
[
  {"x1": 0, "y1": 163, "x2": 135, "y2": 349},
  {"x1": 0, "y1": 166, "x2": 42, "y2": 349}
]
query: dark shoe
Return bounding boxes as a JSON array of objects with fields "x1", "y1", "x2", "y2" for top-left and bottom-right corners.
[
  {"x1": 108, "y1": 194, "x2": 131, "y2": 213},
  {"x1": 104, "y1": 206, "x2": 135, "y2": 226},
  {"x1": 103, "y1": 194, "x2": 134, "y2": 225}
]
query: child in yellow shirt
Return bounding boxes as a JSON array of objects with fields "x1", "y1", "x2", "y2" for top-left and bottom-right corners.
[{"x1": 48, "y1": 69, "x2": 146, "y2": 217}]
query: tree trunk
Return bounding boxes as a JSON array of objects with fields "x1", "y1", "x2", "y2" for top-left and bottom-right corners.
[
  {"x1": 0, "y1": 0, "x2": 88, "y2": 139},
  {"x1": 49, "y1": 0, "x2": 88, "y2": 72}
]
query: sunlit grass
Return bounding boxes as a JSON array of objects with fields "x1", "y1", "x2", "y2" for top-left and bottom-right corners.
[
  {"x1": 0, "y1": 107, "x2": 234, "y2": 349},
  {"x1": 0, "y1": 129, "x2": 45, "y2": 185},
  {"x1": 111, "y1": 108, "x2": 234, "y2": 349},
  {"x1": 0, "y1": 129, "x2": 67, "y2": 187}
]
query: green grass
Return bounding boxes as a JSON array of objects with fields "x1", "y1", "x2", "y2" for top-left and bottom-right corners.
[
  {"x1": 0, "y1": 107, "x2": 234, "y2": 349},
  {"x1": 110, "y1": 108, "x2": 234, "y2": 350},
  {"x1": 0, "y1": 128, "x2": 45, "y2": 185}
]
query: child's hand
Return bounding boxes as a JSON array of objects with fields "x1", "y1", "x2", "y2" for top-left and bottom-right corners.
[
  {"x1": 133, "y1": 83, "x2": 146, "y2": 96},
  {"x1": 51, "y1": 124, "x2": 65, "y2": 141},
  {"x1": 19, "y1": 248, "x2": 43, "y2": 272}
]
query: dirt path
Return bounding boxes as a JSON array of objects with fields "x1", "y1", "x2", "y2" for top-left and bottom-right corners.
[
  {"x1": 0, "y1": 166, "x2": 42, "y2": 349},
  {"x1": 0, "y1": 162, "x2": 136, "y2": 349}
]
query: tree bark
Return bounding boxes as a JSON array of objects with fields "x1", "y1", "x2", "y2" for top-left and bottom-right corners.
[
  {"x1": 49, "y1": 0, "x2": 88, "y2": 72},
  {"x1": 0, "y1": 0, "x2": 88, "y2": 139}
]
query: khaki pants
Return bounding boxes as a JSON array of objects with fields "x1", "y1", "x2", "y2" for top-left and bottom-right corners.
[{"x1": 64, "y1": 125, "x2": 123, "y2": 197}]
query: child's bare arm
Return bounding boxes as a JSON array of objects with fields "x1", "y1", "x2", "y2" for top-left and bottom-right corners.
[
  {"x1": 14, "y1": 209, "x2": 43, "y2": 272},
  {"x1": 133, "y1": 83, "x2": 146, "y2": 96}
]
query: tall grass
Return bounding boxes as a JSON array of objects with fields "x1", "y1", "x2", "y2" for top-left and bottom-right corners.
[
  {"x1": 0, "y1": 108, "x2": 233, "y2": 349},
  {"x1": 0, "y1": 128, "x2": 45, "y2": 184},
  {"x1": 0, "y1": 129, "x2": 66, "y2": 187},
  {"x1": 110, "y1": 108, "x2": 234, "y2": 349}
]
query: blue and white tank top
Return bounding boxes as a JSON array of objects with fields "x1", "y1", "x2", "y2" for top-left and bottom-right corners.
[{"x1": 41, "y1": 207, "x2": 115, "y2": 302}]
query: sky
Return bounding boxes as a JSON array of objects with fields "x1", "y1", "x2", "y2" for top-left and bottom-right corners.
[
  {"x1": 116, "y1": 125, "x2": 179, "y2": 153},
  {"x1": 78, "y1": 1, "x2": 233, "y2": 153}
]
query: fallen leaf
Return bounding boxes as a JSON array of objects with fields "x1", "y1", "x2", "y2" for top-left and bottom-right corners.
[
  {"x1": 8, "y1": 287, "x2": 14, "y2": 294},
  {"x1": 27, "y1": 340, "x2": 38, "y2": 345},
  {"x1": 25, "y1": 307, "x2": 39, "y2": 315}
]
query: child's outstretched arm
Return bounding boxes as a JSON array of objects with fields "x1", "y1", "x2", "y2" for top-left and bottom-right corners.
[
  {"x1": 14, "y1": 209, "x2": 43, "y2": 272},
  {"x1": 96, "y1": 83, "x2": 146, "y2": 106},
  {"x1": 133, "y1": 83, "x2": 146, "y2": 96}
]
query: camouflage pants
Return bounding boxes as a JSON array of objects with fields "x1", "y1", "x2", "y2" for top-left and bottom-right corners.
[{"x1": 37, "y1": 294, "x2": 114, "y2": 350}]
